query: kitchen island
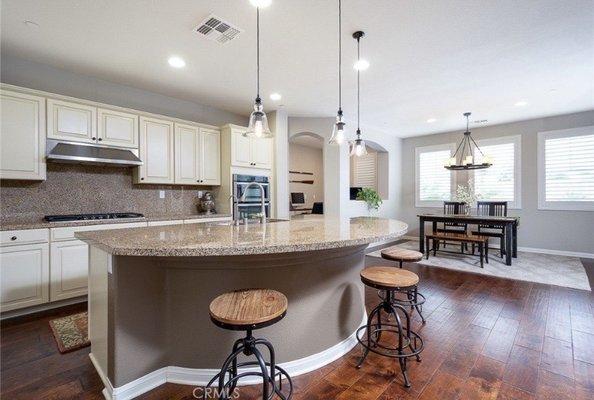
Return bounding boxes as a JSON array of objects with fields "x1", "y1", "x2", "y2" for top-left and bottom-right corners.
[{"x1": 76, "y1": 217, "x2": 408, "y2": 399}]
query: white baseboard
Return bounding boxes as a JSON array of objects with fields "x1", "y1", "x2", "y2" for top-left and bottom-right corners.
[
  {"x1": 1, "y1": 296, "x2": 86, "y2": 320},
  {"x1": 401, "y1": 236, "x2": 594, "y2": 259},
  {"x1": 94, "y1": 314, "x2": 365, "y2": 400}
]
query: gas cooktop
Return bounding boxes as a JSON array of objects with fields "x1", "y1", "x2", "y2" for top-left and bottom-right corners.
[{"x1": 44, "y1": 212, "x2": 145, "y2": 222}]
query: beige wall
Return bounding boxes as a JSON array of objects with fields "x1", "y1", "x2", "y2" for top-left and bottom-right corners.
[
  {"x1": 399, "y1": 110, "x2": 594, "y2": 254},
  {"x1": 289, "y1": 143, "x2": 324, "y2": 208}
]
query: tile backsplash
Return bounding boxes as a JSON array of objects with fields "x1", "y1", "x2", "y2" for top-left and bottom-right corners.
[{"x1": 0, "y1": 163, "x2": 219, "y2": 220}]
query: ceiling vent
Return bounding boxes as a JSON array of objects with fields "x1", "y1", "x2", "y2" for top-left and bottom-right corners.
[{"x1": 194, "y1": 15, "x2": 242, "y2": 44}]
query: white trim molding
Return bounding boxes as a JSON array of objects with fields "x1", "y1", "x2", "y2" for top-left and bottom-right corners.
[
  {"x1": 537, "y1": 126, "x2": 594, "y2": 211},
  {"x1": 91, "y1": 314, "x2": 365, "y2": 400},
  {"x1": 414, "y1": 143, "x2": 456, "y2": 208}
]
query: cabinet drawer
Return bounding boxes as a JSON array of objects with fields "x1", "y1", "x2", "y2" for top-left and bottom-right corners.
[
  {"x1": 147, "y1": 220, "x2": 184, "y2": 227},
  {"x1": 51, "y1": 222, "x2": 147, "y2": 241},
  {"x1": 184, "y1": 217, "x2": 231, "y2": 224},
  {"x1": 1, "y1": 229, "x2": 49, "y2": 246}
]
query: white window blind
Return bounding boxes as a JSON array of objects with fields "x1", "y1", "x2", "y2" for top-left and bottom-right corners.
[
  {"x1": 474, "y1": 136, "x2": 521, "y2": 208},
  {"x1": 352, "y1": 152, "x2": 377, "y2": 190},
  {"x1": 415, "y1": 145, "x2": 453, "y2": 207},
  {"x1": 539, "y1": 128, "x2": 594, "y2": 210}
]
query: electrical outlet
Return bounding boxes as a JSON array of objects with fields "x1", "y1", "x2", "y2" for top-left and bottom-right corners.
[
  {"x1": 159, "y1": 190, "x2": 165, "y2": 199},
  {"x1": 197, "y1": 191, "x2": 203, "y2": 198}
]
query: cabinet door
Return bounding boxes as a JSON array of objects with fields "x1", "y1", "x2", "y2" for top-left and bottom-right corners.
[
  {"x1": 0, "y1": 90, "x2": 46, "y2": 180},
  {"x1": 251, "y1": 137, "x2": 273, "y2": 169},
  {"x1": 50, "y1": 240, "x2": 88, "y2": 301},
  {"x1": 231, "y1": 129, "x2": 252, "y2": 167},
  {"x1": 137, "y1": 117, "x2": 174, "y2": 184},
  {"x1": 0, "y1": 243, "x2": 49, "y2": 312},
  {"x1": 174, "y1": 123, "x2": 199, "y2": 184},
  {"x1": 200, "y1": 128, "x2": 221, "y2": 185},
  {"x1": 97, "y1": 108, "x2": 139, "y2": 148},
  {"x1": 47, "y1": 98, "x2": 96, "y2": 143}
]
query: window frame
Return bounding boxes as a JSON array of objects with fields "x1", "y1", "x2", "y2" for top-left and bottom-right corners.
[
  {"x1": 471, "y1": 135, "x2": 522, "y2": 209},
  {"x1": 538, "y1": 126, "x2": 594, "y2": 211},
  {"x1": 414, "y1": 143, "x2": 456, "y2": 208}
]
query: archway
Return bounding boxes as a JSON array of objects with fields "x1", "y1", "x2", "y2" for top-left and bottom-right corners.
[
  {"x1": 349, "y1": 139, "x2": 390, "y2": 201},
  {"x1": 288, "y1": 132, "x2": 325, "y2": 216}
]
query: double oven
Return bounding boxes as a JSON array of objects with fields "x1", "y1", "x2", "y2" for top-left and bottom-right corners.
[{"x1": 232, "y1": 174, "x2": 270, "y2": 220}]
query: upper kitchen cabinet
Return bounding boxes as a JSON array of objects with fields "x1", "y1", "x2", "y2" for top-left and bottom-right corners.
[
  {"x1": 47, "y1": 98, "x2": 96, "y2": 143},
  {"x1": 97, "y1": 108, "x2": 139, "y2": 148},
  {"x1": 135, "y1": 116, "x2": 174, "y2": 184},
  {"x1": 0, "y1": 89, "x2": 47, "y2": 180},
  {"x1": 174, "y1": 123, "x2": 221, "y2": 185},
  {"x1": 224, "y1": 124, "x2": 272, "y2": 169}
]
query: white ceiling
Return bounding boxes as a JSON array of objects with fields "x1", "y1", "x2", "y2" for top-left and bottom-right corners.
[{"x1": 2, "y1": 0, "x2": 593, "y2": 137}]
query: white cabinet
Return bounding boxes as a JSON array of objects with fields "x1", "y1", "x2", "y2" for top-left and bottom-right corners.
[
  {"x1": 136, "y1": 116, "x2": 174, "y2": 184},
  {"x1": 0, "y1": 243, "x2": 49, "y2": 312},
  {"x1": 50, "y1": 240, "x2": 88, "y2": 301},
  {"x1": 201, "y1": 128, "x2": 221, "y2": 185},
  {"x1": 47, "y1": 98, "x2": 96, "y2": 143},
  {"x1": 0, "y1": 90, "x2": 46, "y2": 180},
  {"x1": 229, "y1": 126, "x2": 272, "y2": 169},
  {"x1": 97, "y1": 108, "x2": 139, "y2": 148},
  {"x1": 175, "y1": 123, "x2": 221, "y2": 185}
]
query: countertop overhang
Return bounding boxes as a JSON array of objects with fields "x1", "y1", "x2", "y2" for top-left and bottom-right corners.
[{"x1": 75, "y1": 217, "x2": 408, "y2": 257}]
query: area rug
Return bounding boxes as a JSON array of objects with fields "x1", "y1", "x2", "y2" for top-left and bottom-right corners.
[
  {"x1": 369, "y1": 240, "x2": 591, "y2": 291},
  {"x1": 49, "y1": 312, "x2": 90, "y2": 353}
]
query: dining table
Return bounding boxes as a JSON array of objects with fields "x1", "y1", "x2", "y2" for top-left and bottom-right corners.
[{"x1": 418, "y1": 213, "x2": 519, "y2": 266}]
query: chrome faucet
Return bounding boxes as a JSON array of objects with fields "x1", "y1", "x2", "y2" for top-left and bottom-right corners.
[{"x1": 239, "y1": 182, "x2": 267, "y2": 224}]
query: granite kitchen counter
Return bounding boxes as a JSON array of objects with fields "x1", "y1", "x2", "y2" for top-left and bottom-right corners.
[
  {"x1": 0, "y1": 213, "x2": 231, "y2": 231},
  {"x1": 75, "y1": 216, "x2": 408, "y2": 257}
]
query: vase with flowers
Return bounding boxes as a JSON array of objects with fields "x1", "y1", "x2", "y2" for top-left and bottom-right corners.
[{"x1": 455, "y1": 179, "x2": 480, "y2": 214}]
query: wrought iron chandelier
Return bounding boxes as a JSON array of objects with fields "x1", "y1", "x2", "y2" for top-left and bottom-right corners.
[{"x1": 444, "y1": 112, "x2": 492, "y2": 170}]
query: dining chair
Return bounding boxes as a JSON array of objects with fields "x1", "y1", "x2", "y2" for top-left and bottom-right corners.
[
  {"x1": 436, "y1": 201, "x2": 468, "y2": 253},
  {"x1": 472, "y1": 201, "x2": 508, "y2": 258}
]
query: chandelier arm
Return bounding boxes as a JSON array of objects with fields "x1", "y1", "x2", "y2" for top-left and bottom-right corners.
[
  {"x1": 468, "y1": 134, "x2": 486, "y2": 156},
  {"x1": 452, "y1": 136, "x2": 465, "y2": 158}
]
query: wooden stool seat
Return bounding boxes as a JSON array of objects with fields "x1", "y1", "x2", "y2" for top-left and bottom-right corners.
[
  {"x1": 360, "y1": 266, "x2": 419, "y2": 290},
  {"x1": 209, "y1": 289, "x2": 288, "y2": 330},
  {"x1": 381, "y1": 247, "x2": 423, "y2": 262}
]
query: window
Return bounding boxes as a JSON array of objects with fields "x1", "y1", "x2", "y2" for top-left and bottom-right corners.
[
  {"x1": 415, "y1": 144, "x2": 455, "y2": 207},
  {"x1": 473, "y1": 136, "x2": 522, "y2": 209},
  {"x1": 352, "y1": 152, "x2": 377, "y2": 190},
  {"x1": 538, "y1": 126, "x2": 594, "y2": 211}
]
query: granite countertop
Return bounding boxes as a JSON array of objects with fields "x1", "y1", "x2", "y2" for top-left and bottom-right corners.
[
  {"x1": 75, "y1": 217, "x2": 408, "y2": 257},
  {"x1": 0, "y1": 213, "x2": 231, "y2": 231}
]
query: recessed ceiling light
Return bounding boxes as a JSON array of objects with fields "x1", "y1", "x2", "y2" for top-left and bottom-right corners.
[
  {"x1": 549, "y1": 89, "x2": 557, "y2": 93},
  {"x1": 249, "y1": 0, "x2": 272, "y2": 7},
  {"x1": 426, "y1": 118, "x2": 437, "y2": 123},
  {"x1": 23, "y1": 20, "x2": 40, "y2": 28},
  {"x1": 514, "y1": 100, "x2": 528, "y2": 107},
  {"x1": 168, "y1": 56, "x2": 186, "y2": 68},
  {"x1": 269, "y1": 93, "x2": 282, "y2": 101},
  {"x1": 353, "y1": 59, "x2": 370, "y2": 71}
]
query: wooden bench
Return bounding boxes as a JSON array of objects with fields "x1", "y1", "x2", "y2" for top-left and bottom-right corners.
[{"x1": 425, "y1": 232, "x2": 489, "y2": 268}]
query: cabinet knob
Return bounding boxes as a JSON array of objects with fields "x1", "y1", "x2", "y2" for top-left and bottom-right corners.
[
  {"x1": 98, "y1": 138, "x2": 103, "y2": 141},
  {"x1": 10, "y1": 236, "x2": 17, "y2": 241},
  {"x1": 197, "y1": 180, "x2": 200, "y2": 182},
  {"x1": 141, "y1": 177, "x2": 145, "y2": 181},
  {"x1": 92, "y1": 137, "x2": 97, "y2": 140}
]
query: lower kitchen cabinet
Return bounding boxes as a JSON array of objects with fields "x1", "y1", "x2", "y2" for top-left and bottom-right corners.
[
  {"x1": 0, "y1": 243, "x2": 50, "y2": 312},
  {"x1": 50, "y1": 240, "x2": 89, "y2": 301}
]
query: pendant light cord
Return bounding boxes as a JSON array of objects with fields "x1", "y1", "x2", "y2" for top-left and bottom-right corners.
[
  {"x1": 356, "y1": 36, "x2": 361, "y2": 135},
  {"x1": 256, "y1": 7, "x2": 260, "y2": 100},
  {"x1": 338, "y1": 0, "x2": 342, "y2": 111}
]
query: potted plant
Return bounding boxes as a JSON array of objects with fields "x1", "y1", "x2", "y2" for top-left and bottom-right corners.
[
  {"x1": 356, "y1": 188, "x2": 383, "y2": 212},
  {"x1": 455, "y1": 179, "x2": 480, "y2": 214}
]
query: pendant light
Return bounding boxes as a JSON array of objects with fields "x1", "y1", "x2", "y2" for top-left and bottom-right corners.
[
  {"x1": 328, "y1": 0, "x2": 346, "y2": 145},
  {"x1": 350, "y1": 31, "x2": 367, "y2": 157},
  {"x1": 444, "y1": 112, "x2": 492, "y2": 170},
  {"x1": 244, "y1": 6, "x2": 272, "y2": 138}
]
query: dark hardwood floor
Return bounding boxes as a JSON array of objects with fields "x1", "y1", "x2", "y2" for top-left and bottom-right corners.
[{"x1": 2, "y1": 256, "x2": 593, "y2": 399}]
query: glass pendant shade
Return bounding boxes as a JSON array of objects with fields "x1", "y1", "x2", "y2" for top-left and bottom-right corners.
[
  {"x1": 350, "y1": 131, "x2": 367, "y2": 157},
  {"x1": 329, "y1": 112, "x2": 346, "y2": 145},
  {"x1": 244, "y1": 98, "x2": 272, "y2": 138}
]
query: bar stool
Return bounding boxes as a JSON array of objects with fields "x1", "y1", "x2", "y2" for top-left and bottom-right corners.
[
  {"x1": 206, "y1": 289, "x2": 293, "y2": 400},
  {"x1": 357, "y1": 266, "x2": 424, "y2": 388},
  {"x1": 380, "y1": 247, "x2": 427, "y2": 323}
]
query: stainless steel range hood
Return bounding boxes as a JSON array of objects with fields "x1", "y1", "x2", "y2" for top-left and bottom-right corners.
[{"x1": 46, "y1": 140, "x2": 143, "y2": 167}]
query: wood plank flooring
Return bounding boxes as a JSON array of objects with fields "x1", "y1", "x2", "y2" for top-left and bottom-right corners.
[{"x1": 2, "y1": 256, "x2": 593, "y2": 399}]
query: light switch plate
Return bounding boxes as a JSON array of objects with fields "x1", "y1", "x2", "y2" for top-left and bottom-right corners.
[{"x1": 159, "y1": 190, "x2": 165, "y2": 199}]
